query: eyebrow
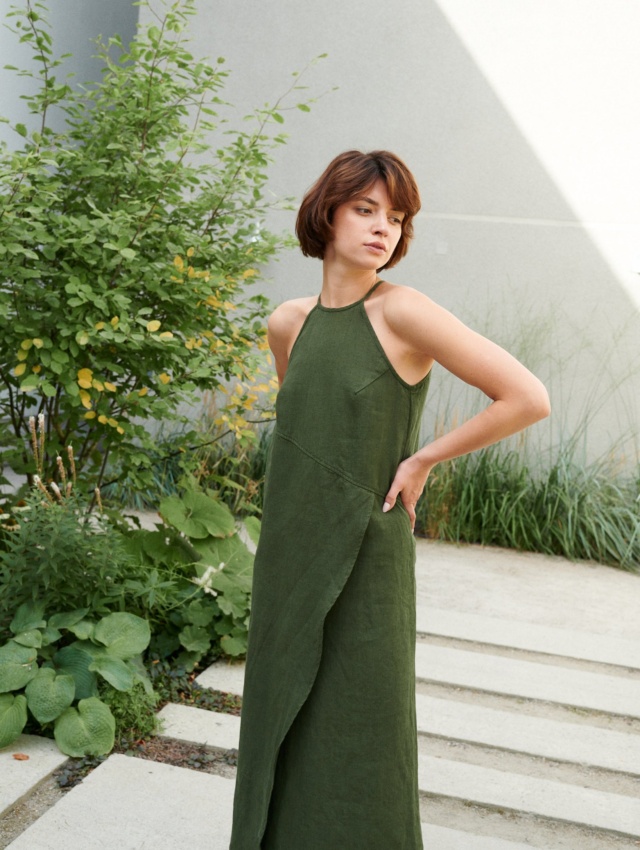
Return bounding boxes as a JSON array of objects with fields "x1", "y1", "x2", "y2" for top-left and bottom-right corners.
[{"x1": 358, "y1": 196, "x2": 405, "y2": 214}]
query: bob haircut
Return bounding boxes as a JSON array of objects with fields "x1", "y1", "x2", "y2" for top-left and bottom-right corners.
[{"x1": 296, "y1": 150, "x2": 421, "y2": 270}]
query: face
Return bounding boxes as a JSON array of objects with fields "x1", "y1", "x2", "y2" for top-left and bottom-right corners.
[{"x1": 325, "y1": 179, "x2": 405, "y2": 271}]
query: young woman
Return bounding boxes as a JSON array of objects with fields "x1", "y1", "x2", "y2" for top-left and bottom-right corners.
[{"x1": 229, "y1": 150, "x2": 550, "y2": 850}]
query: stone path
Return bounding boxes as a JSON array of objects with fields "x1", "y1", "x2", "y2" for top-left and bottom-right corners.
[{"x1": 2, "y1": 539, "x2": 639, "y2": 849}]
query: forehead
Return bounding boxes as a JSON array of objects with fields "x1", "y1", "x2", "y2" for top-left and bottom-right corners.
[{"x1": 355, "y1": 179, "x2": 403, "y2": 211}]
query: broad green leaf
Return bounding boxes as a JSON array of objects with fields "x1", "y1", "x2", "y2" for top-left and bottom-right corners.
[
  {"x1": 184, "y1": 599, "x2": 215, "y2": 627},
  {"x1": 10, "y1": 601, "x2": 46, "y2": 634},
  {"x1": 178, "y1": 624, "x2": 211, "y2": 654},
  {"x1": 92, "y1": 613, "x2": 150, "y2": 660},
  {"x1": 0, "y1": 694, "x2": 27, "y2": 748},
  {"x1": 54, "y1": 697, "x2": 115, "y2": 757},
  {"x1": 49, "y1": 609, "x2": 90, "y2": 630},
  {"x1": 12, "y1": 630, "x2": 42, "y2": 649},
  {"x1": 160, "y1": 491, "x2": 235, "y2": 539},
  {"x1": 67, "y1": 620, "x2": 95, "y2": 641},
  {"x1": 53, "y1": 646, "x2": 98, "y2": 700},
  {"x1": 25, "y1": 668, "x2": 75, "y2": 723},
  {"x1": 88, "y1": 655, "x2": 134, "y2": 691},
  {"x1": 243, "y1": 516, "x2": 261, "y2": 547},
  {"x1": 220, "y1": 634, "x2": 247, "y2": 657},
  {"x1": 0, "y1": 641, "x2": 38, "y2": 692}
]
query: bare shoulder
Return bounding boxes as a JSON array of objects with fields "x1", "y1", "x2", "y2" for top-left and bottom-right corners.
[
  {"x1": 377, "y1": 281, "x2": 445, "y2": 330},
  {"x1": 268, "y1": 296, "x2": 316, "y2": 342}
]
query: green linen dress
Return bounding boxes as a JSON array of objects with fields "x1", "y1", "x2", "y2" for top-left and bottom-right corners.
[{"x1": 229, "y1": 281, "x2": 430, "y2": 849}]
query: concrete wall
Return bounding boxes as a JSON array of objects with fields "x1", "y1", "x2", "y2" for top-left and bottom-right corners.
[
  {"x1": 0, "y1": 0, "x2": 138, "y2": 147},
  {"x1": 149, "y1": 0, "x2": 639, "y2": 464}
]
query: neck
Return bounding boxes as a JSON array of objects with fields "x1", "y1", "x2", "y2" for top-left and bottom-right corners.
[{"x1": 320, "y1": 263, "x2": 379, "y2": 309}]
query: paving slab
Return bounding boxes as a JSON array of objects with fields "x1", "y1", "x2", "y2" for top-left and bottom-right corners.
[
  {"x1": 416, "y1": 695, "x2": 640, "y2": 776},
  {"x1": 417, "y1": 606, "x2": 640, "y2": 670},
  {"x1": 0, "y1": 735, "x2": 68, "y2": 817},
  {"x1": 157, "y1": 703, "x2": 240, "y2": 750},
  {"x1": 6, "y1": 754, "x2": 235, "y2": 850},
  {"x1": 416, "y1": 644, "x2": 640, "y2": 719},
  {"x1": 421, "y1": 823, "x2": 545, "y2": 849},
  {"x1": 197, "y1": 659, "x2": 246, "y2": 696},
  {"x1": 419, "y1": 754, "x2": 640, "y2": 838}
]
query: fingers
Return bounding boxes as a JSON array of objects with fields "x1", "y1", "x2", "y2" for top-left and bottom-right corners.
[{"x1": 383, "y1": 481, "x2": 400, "y2": 513}]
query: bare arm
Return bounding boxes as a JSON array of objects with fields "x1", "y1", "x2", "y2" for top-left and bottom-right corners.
[
  {"x1": 382, "y1": 288, "x2": 550, "y2": 527},
  {"x1": 267, "y1": 297, "x2": 316, "y2": 385}
]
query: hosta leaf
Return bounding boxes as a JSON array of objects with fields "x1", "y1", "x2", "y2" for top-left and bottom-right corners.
[
  {"x1": 92, "y1": 613, "x2": 150, "y2": 660},
  {"x1": 88, "y1": 655, "x2": 134, "y2": 691},
  {"x1": 10, "y1": 600, "x2": 46, "y2": 635},
  {"x1": 0, "y1": 641, "x2": 38, "y2": 692},
  {"x1": 25, "y1": 668, "x2": 75, "y2": 723},
  {"x1": 54, "y1": 697, "x2": 115, "y2": 757},
  {"x1": 66, "y1": 619, "x2": 96, "y2": 640},
  {"x1": 160, "y1": 491, "x2": 235, "y2": 539},
  {"x1": 48, "y1": 609, "x2": 90, "y2": 630},
  {"x1": 53, "y1": 646, "x2": 98, "y2": 700},
  {"x1": 0, "y1": 694, "x2": 27, "y2": 748},
  {"x1": 12, "y1": 629, "x2": 43, "y2": 649}
]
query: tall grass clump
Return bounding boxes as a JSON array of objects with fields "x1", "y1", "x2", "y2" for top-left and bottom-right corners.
[{"x1": 415, "y1": 293, "x2": 640, "y2": 573}]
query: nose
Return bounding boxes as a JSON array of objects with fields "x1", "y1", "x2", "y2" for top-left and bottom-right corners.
[{"x1": 371, "y1": 212, "x2": 388, "y2": 235}]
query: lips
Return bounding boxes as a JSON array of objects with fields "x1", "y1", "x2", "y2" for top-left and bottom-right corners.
[{"x1": 365, "y1": 242, "x2": 386, "y2": 252}]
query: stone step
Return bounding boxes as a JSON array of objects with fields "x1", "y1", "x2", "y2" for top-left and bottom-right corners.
[
  {"x1": 161, "y1": 690, "x2": 640, "y2": 781},
  {"x1": 416, "y1": 644, "x2": 640, "y2": 719},
  {"x1": 4, "y1": 752, "x2": 554, "y2": 850},
  {"x1": 416, "y1": 694, "x2": 640, "y2": 776},
  {"x1": 157, "y1": 703, "x2": 240, "y2": 750},
  {"x1": 197, "y1": 659, "x2": 245, "y2": 696},
  {"x1": 419, "y1": 754, "x2": 640, "y2": 839},
  {"x1": 417, "y1": 606, "x2": 640, "y2": 671},
  {"x1": 0, "y1": 734, "x2": 68, "y2": 817}
]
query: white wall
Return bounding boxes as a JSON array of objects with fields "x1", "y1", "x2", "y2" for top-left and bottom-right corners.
[{"x1": 153, "y1": 0, "x2": 639, "y2": 464}]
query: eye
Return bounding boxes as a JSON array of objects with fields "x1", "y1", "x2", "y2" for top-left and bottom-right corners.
[
  {"x1": 356, "y1": 207, "x2": 372, "y2": 215},
  {"x1": 390, "y1": 215, "x2": 403, "y2": 225}
]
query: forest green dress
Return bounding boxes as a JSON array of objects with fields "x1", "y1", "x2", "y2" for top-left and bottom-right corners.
[{"x1": 229, "y1": 282, "x2": 430, "y2": 849}]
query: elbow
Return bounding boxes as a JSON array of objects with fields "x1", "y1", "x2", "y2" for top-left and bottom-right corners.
[{"x1": 525, "y1": 382, "x2": 551, "y2": 424}]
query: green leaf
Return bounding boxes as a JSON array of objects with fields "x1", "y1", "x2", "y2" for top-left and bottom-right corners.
[
  {"x1": 92, "y1": 613, "x2": 150, "y2": 660},
  {"x1": 49, "y1": 609, "x2": 90, "y2": 630},
  {"x1": 184, "y1": 599, "x2": 215, "y2": 627},
  {"x1": 54, "y1": 697, "x2": 115, "y2": 757},
  {"x1": 15, "y1": 123, "x2": 28, "y2": 137},
  {"x1": 0, "y1": 694, "x2": 27, "y2": 748},
  {"x1": 67, "y1": 619, "x2": 95, "y2": 640},
  {"x1": 0, "y1": 641, "x2": 38, "y2": 692},
  {"x1": 243, "y1": 516, "x2": 261, "y2": 547},
  {"x1": 159, "y1": 491, "x2": 235, "y2": 539},
  {"x1": 119, "y1": 247, "x2": 136, "y2": 260},
  {"x1": 10, "y1": 601, "x2": 46, "y2": 634},
  {"x1": 25, "y1": 667, "x2": 75, "y2": 723},
  {"x1": 88, "y1": 655, "x2": 134, "y2": 691},
  {"x1": 53, "y1": 646, "x2": 98, "y2": 700},
  {"x1": 178, "y1": 624, "x2": 211, "y2": 654},
  {"x1": 12, "y1": 629, "x2": 43, "y2": 649},
  {"x1": 220, "y1": 634, "x2": 247, "y2": 657}
]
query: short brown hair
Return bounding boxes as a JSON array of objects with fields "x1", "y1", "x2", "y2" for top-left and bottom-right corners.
[{"x1": 295, "y1": 150, "x2": 421, "y2": 270}]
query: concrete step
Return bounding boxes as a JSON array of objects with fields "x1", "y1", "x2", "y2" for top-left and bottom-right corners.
[
  {"x1": 4, "y1": 752, "x2": 552, "y2": 850},
  {"x1": 0, "y1": 734, "x2": 68, "y2": 817},
  {"x1": 197, "y1": 659, "x2": 245, "y2": 696},
  {"x1": 417, "y1": 606, "x2": 640, "y2": 671},
  {"x1": 5, "y1": 754, "x2": 235, "y2": 850},
  {"x1": 416, "y1": 644, "x2": 640, "y2": 719},
  {"x1": 157, "y1": 703, "x2": 240, "y2": 750},
  {"x1": 416, "y1": 694, "x2": 640, "y2": 776},
  {"x1": 419, "y1": 754, "x2": 640, "y2": 839}
]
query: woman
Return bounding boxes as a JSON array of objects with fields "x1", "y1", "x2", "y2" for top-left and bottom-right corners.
[{"x1": 229, "y1": 150, "x2": 550, "y2": 850}]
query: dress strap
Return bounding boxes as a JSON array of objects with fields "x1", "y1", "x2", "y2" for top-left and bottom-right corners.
[
  {"x1": 316, "y1": 279, "x2": 384, "y2": 307},
  {"x1": 364, "y1": 279, "x2": 384, "y2": 301}
]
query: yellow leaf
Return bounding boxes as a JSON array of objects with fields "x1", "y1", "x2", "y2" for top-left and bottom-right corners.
[
  {"x1": 92, "y1": 379, "x2": 104, "y2": 391},
  {"x1": 138, "y1": 387, "x2": 149, "y2": 397},
  {"x1": 173, "y1": 255, "x2": 184, "y2": 270},
  {"x1": 242, "y1": 268, "x2": 258, "y2": 279},
  {"x1": 116, "y1": 427, "x2": 124, "y2": 435},
  {"x1": 110, "y1": 316, "x2": 119, "y2": 327},
  {"x1": 185, "y1": 338, "x2": 196, "y2": 350},
  {"x1": 187, "y1": 266, "x2": 195, "y2": 278},
  {"x1": 32, "y1": 365, "x2": 41, "y2": 374},
  {"x1": 206, "y1": 295, "x2": 222, "y2": 309},
  {"x1": 84, "y1": 411, "x2": 97, "y2": 419},
  {"x1": 146, "y1": 320, "x2": 161, "y2": 332},
  {"x1": 158, "y1": 373, "x2": 171, "y2": 385},
  {"x1": 76, "y1": 331, "x2": 89, "y2": 346},
  {"x1": 95, "y1": 321, "x2": 106, "y2": 330},
  {"x1": 32, "y1": 338, "x2": 43, "y2": 349},
  {"x1": 13, "y1": 363, "x2": 27, "y2": 376},
  {"x1": 108, "y1": 417, "x2": 118, "y2": 428},
  {"x1": 16, "y1": 349, "x2": 28, "y2": 362},
  {"x1": 98, "y1": 414, "x2": 108, "y2": 424},
  {"x1": 20, "y1": 339, "x2": 33, "y2": 351},
  {"x1": 186, "y1": 247, "x2": 195, "y2": 257},
  {"x1": 159, "y1": 332, "x2": 173, "y2": 340},
  {"x1": 104, "y1": 382, "x2": 117, "y2": 392},
  {"x1": 79, "y1": 391, "x2": 92, "y2": 409},
  {"x1": 77, "y1": 367, "x2": 93, "y2": 389}
]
